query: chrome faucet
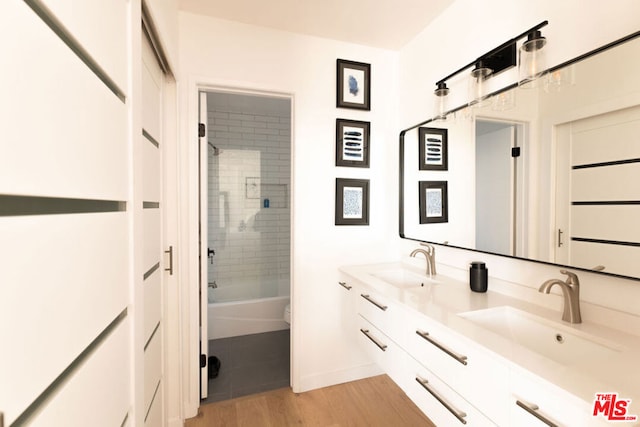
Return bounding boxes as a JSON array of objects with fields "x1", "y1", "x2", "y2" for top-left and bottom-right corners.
[
  {"x1": 410, "y1": 243, "x2": 436, "y2": 277},
  {"x1": 538, "y1": 270, "x2": 582, "y2": 324}
]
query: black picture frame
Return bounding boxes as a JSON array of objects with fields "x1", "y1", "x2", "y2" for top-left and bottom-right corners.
[
  {"x1": 418, "y1": 127, "x2": 448, "y2": 171},
  {"x1": 335, "y1": 178, "x2": 369, "y2": 225},
  {"x1": 336, "y1": 59, "x2": 371, "y2": 111},
  {"x1": 419, "y1": 181, "x2": 448, "y2": 224},
  {"x1": 335, "y1": 119, "x2": 370, "y2": 168}
]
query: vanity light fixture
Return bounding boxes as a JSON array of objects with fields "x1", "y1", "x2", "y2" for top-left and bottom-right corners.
[
  {"x1": 519, "y1": 29, "x2": 547, "y2": 88},
  {"x1": 433, "y1": 21, "x2": 548, "y2": 114}
]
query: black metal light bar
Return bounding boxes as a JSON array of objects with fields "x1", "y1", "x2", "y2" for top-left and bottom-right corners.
[{"x1": 435, "y1": 20, "x2": 549, "y2": 87}]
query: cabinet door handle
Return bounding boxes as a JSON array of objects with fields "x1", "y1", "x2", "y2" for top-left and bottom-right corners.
[
  {"x1": 360, "y1": 294, "x2": 388, "y2": 311},
  {"x1": 416, "y1": 377, "x2": 467, "y2": 424},
  {"x1": 338, "y1": 281, "x2": 352, "y2": 290},
  {"x1": 516, "y1": 400, "x2": 559, "y2": 427},
  {"x1": 360, "y1": 328, "x2": 387, "y2": 351},
  {"x1": 416, "y1": 330, "x2": 467, "y2": 365}
]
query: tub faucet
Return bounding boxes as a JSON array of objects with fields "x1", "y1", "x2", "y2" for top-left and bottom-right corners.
[
  {"x1": 410, "y1": 243, "x2": 436, "y2": 277},
  {"x1": 538, "y1": 270, "x2": 582, "y2": 324}
]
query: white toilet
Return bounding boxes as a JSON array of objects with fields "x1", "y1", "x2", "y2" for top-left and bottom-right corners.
[{"x1": 284, "y1": 303, "x2": 291, "y2": 325}]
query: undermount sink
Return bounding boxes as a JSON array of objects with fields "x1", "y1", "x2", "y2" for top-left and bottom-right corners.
[
  {"x1": 458, "y1": 306, "x2": 621, "y2": 366},
  {"x1": 371, "y1": 268, "x2": 439, "y2": 289}
]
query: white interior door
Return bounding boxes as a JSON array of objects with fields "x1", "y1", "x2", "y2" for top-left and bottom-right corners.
[
  {"x1": 141, "y1": 30, "x2": 165, "y2": 425},
  {"x1": 0, "y1": 1, "x2": 130, "y2": 425},
  {"x1": 555, "y1": 106, "x2": 640, "y2": 277},
  {"x1": 199, "y1": 91, "x2": 209, "y2": 399}
]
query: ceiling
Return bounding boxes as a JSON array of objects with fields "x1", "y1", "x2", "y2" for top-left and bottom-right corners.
[{"x1": 178, "y1": 0, "x2": 455, "y2": 50}]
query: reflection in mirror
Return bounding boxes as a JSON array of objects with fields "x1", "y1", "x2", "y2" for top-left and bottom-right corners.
[{"x1": 400, "y1": 32, "x2": 640, "y2": 280}]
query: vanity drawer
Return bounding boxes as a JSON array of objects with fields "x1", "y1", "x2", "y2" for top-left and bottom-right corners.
[
  {"x1": 357, "y1": 316, "x2": 406, "y2": 384},
  {"x1": 404, "y1": 355, "x2": 497, "y2": 426},
  {"x1": 357, "y1": 288, "x2": 406, "y2": 345},
  {"x1": 406, "y1": 311, "x2": 510, "y2": 425},
  {"x1": 509, "y1": 368, "x2": 603, "y2": 426}
]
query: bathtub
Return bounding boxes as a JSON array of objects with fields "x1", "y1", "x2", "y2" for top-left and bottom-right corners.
[{"x1": 207, "y1": 295, "x2": 290, "y2": 340}]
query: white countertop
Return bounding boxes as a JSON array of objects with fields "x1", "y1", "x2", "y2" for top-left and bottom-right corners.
[{"x1": 340, "y1": 260, "x2": 640, "y2": 406}]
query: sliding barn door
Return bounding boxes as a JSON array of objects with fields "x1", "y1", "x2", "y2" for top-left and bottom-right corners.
[{"x1": 0, "y1": 1, "x2": 130, "y2": 425}]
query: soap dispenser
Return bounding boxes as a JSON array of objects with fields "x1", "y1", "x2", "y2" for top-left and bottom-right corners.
[{"x1": 469, "y1": 261, "x2": 488, "y2": 293}]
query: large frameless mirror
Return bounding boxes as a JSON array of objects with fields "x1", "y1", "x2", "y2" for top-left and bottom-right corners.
[{"x1": 400, "y1": 31, "x2": 640, "y2": 280}]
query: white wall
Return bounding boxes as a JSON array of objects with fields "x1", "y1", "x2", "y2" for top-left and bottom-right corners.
[
  {"x1": 398, "y1": 0, "x2": 640, "y2": 321},
  {"x1": 178, "y1": 12, "x2": 400, "y2": 414}
]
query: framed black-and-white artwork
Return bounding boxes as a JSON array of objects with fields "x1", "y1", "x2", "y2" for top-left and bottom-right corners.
[
  {"x1": 418, "y1": 127, "x2": 448, "y2": 171},
  {"x1": 335, "y1": 178, "x2": 369, "y2": 225},
  {"x1": 336, "y1": 59, "x2": 371, "y2": 111},
  {"x1": 335, "y1": 119, "x2": 370, "y2": 168},
  {"x1": 419, "y1": 181, "x2": 448, "y2": 224}
]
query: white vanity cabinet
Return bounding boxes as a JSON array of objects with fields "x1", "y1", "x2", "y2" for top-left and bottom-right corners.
[
  {"x1": 357, "y1": 316, "x2": 408, "y2": 386},
  {"x1": 509, "y1": 368, "x2": 607, "y2": 427},
  {"x1": 351, "y1": 278, "x2": 508, "y2": 425},
  {"x1": 403, "y1": 356, "x2": 497, "y2": 426},
  {"x1": 341, "y1": 264, "x2": 632, "y2": 426},
  {"x1": 338, "y1": 279, "x2": 357, "y2": 324},
  {"x1": 355, "y1": 285, "x2": 409, "y2": 384},
  {"x1": 357, "y1": 288, "x2": 407, "y2": 345},
  {"x1": 405, "y1": 310, "x2": 510, "y2": 425}
]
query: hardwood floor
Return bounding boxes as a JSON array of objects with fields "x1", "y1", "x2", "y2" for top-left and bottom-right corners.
[{"x1": 185, "y1": 374, "x2": 435, "y2": 427}]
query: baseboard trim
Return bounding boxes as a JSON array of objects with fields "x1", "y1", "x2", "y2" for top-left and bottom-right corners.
[{"x1": 295, "y1": 363, "x2": 383, "y2": 393}]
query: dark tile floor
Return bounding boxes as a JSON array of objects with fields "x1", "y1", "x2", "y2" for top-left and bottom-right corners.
[{"x1": 202, "y1": 329, "x2": 291, "y2": 404}]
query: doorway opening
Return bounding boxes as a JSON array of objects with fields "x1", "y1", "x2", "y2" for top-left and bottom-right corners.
[
  {"x1": 198, "y1": 90, "x2": 292, "y2": 403},
  {"x1": 475, "y1": 118, "x2": 527, "y2": 256}
]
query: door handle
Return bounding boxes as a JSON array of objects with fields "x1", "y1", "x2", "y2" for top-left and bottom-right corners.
[
  {"x1": 557, "y1": 229, "x2": 563, "y2": 247},
  {"x1": 165, "y1": 246, "x2": 174, "y2": 275}
]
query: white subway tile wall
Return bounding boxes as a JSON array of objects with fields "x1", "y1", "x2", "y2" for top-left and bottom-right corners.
[{"x1": 206, "y1": 94, "x2": 291, "y2": 302}]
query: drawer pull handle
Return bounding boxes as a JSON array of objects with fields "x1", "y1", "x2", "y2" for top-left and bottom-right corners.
[
  {"x1": 516, "y1": 400, "x2": 559, "y2": 427},
  {"x1": 338, "y1": 281, "x2": 353, "y2": 290},
  {"x1": 416, "y1": 330, "x2": 468, "y2": 365},
  {"x1": 416, "y1": 377, "x2": 467, "y2": 424},
  {"x1": 360, "y1": 328, "x2": 387, "y2": 351},
  {"x1": 361, "y1": 294, "x2": 388, "y2": 311}
]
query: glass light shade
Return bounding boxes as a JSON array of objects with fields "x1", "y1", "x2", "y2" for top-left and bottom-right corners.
[
  {"x1": 519, "y1": 31, "x2": 547, "y2": 88},
  {"x1": 434, "y1": 83, "x2": 449, "y2": 120},
  {"x1": 469, "y1": 64, "x2": 492, "y2": 107}
]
